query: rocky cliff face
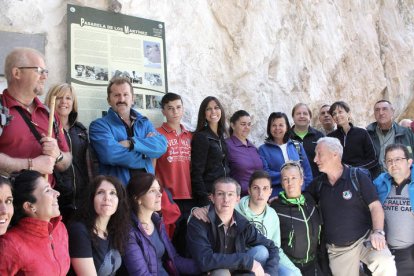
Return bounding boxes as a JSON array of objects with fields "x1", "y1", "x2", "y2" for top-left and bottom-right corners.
[{"x1": 0, "y1": 0, "x2": 413, "y2": 144}]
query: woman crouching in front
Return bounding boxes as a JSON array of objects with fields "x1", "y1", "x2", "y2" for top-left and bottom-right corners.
[
  {"x1": 68, "y1": 175, "x2": 129, "y2": 276},
  {"x1": 124, "y1": 173, "x2": 199, "y2": 275},
  {"x1": 0, "y1": 170, "x2": 70, "y2": 275}
]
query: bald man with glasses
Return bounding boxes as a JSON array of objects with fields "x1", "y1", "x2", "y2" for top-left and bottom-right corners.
[{"x1": 0, "y1": 47, "x2": 72, "y2": 186}]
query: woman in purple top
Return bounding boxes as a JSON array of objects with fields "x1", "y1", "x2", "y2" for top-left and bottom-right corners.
[
  {"x1": 123, "y1": 173, "x2": 199, "y2": 276},
  {"x1": 225, "y1": 110, "x2": 263, "y2": 196}
]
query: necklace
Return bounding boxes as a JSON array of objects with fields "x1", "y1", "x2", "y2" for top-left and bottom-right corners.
[
  {"x1": 94, "y1": 226, "x2": 108, "y2": 238},
  {"x1": 10, "y1": 95, "x2": 34, "y2": 111},
  {"x1": 140, "y1": 220, "x2": 154, "y2": 234}
]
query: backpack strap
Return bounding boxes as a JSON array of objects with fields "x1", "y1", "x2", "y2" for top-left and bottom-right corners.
[
  {"x1": 0, "y1": 95, "x2": 13, "y2": 135},
  {"x1": 350, "y1": 167, "x2": 370, "y2": 210},
  {"x1": 14, "y1": 105, "x2": 60, "y2": 144}
]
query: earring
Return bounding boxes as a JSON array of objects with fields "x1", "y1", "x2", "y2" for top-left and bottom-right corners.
[{"x1": 204, "y1": 120, "x2": 208, "y2": 127}]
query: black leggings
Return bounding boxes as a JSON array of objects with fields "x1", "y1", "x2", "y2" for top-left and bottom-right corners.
[{"x1": 391, "y1": 244, "x2": 414, "y2": 276}]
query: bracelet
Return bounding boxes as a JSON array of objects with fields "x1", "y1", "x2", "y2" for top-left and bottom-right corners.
[{"x1": 28, "y1": 158, "x2": 33, "y2": 171}]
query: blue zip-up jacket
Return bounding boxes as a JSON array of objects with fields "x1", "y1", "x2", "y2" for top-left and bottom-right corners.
[
  {"x1": 373, "y1": 165, "x2": 414, "y2": 212},
  {"x1": 258, "y1": 139, "x2": 313, "y2": 195},
  {"x1": 89, "y1": 108, "x2": 167, "y2": 185}
]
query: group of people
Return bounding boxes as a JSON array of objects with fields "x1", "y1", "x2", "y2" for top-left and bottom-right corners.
[{"x1": 0, "y1": 46, "x2": 413, "y2": 276}]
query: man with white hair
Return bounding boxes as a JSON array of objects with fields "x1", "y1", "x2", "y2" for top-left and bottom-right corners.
[{"x1": 307, "y1": 137, "x2": 396, "y2": 276}]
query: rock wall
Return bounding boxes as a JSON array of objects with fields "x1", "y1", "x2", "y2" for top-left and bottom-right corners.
[{"x1": 0, "y1": 0, "x2": 413, "y2": 144}]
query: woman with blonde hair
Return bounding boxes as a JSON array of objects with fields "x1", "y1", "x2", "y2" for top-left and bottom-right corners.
[{"x1": 45, "y1": 83, "x2": 91, "y2": 222}]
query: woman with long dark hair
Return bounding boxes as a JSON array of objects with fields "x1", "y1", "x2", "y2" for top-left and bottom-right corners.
[
  {"x1": 0, "y1": 170, "x2": 70, "y2": 275},
  {"x1": 226, "y1": 110, "x2": 263, "y2": 196},
  {"x1": 191, "y1": 96, "x2": 230, "y2": 206},
  {"x1": 123, "y1": 173, "x2": 198, "y2": 275},
  {"x1": 259, "y1": 112, "x2": 313, "y2": 197},
  {"x1": 68, "y1": 175, "x2": 129, "y2": 276}
]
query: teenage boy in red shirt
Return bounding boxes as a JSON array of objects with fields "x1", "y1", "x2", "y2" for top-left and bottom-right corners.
[{"x1": 155, "y1": 92, "x2": 193, "y2": 254}]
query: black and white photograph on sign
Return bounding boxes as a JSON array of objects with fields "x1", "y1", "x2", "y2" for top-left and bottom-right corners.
[
  {"x1": 134, "y1": 94, "x2": 144, "y2": 109},
  {"x1": 75, "y1": 65, "x2": 108, "y2": 81},
  {"x1": 145, "y1": 95, "x2": 162, "y2": 109},
  {"x1": 143, "y1": 41, "x2": 161, "y2": 68},
  {"x1": 131, "y1": 71, "x2": 143, "y2": 84},
  {"x1": 112, "y1": 69, "x2": 131, "y2": 80},
  {"x1": 74, "y1": 64, "x2": 86, "y2": 77},
  {"x1": 85, "y1": 66, "x2": 96, "y2": 79},
  {"x1": 144, "y1": 72, "x2": 162, "y2": 86},
  {"x1": 95, "y1": 67, "x2": 108, "y2": 81}
]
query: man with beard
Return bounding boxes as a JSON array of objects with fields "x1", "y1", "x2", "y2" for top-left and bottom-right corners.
[
  {"x1": 89, "y1": 77, "x2": 166, "y2": 185},
  {"x1": 0, "y1": 47, "x2": 71, "y2": 186}
]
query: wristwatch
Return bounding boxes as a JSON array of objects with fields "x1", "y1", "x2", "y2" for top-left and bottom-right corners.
[
  {"x1": 55, "y1": 151, "x2": 63, "y2": 163},
  {"x1": 373, "y1": 229, "x2": 385, "y2": 236}
]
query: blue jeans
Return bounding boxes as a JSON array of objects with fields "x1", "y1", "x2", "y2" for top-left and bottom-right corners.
[{"x1": 247, "y1": 245, "x2": 269, "y2": 266}]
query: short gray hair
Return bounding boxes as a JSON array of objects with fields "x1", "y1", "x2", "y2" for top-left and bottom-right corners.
[
  {"x1": 212, "y1": 177, "x2": 241, "y2": 196},
  {"x1": 317, "y1": 137, "x2": 343, "y2": 158},
  {"x1": 4, "y1": 47, "x2": 45, "y2": 84}
]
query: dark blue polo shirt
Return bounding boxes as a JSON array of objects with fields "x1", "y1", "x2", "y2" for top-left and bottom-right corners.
[{"x1": 308, "y1": 166, "x2": 378, "y2": 245}]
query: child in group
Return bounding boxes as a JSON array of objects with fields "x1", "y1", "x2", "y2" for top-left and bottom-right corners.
[{"x1": 155, "y1": 93, "x2": 193, "y2": 253}]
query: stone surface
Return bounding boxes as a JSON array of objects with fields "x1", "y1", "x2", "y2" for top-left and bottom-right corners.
[{"x1": 0, "y1": 0, "x2": 413, "y2": 145}]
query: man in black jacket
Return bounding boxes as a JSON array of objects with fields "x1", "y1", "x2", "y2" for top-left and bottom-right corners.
[
  {"x1": 367, "y1": 100, "x2": 414, "y2": 177},
  {"x1": 290, "y1": 103, "x2": 324, "y2": 178},
  {"x1": 187, "y1": 177, "x2": 279, "y2": 275}
]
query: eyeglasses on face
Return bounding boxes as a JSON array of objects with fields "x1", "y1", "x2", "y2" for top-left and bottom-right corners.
[
  {"x1": 385, "y1": 157, "x2": 407, "y2": 166},
  {"x1": 18, "y1": 67, "x2": 49, "y2": 75}
]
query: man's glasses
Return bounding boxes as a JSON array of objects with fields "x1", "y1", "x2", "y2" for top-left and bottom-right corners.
[
  {"x1": 18, "y1": 67, "x2": 49, "y2": 75},
  {"x1": 385, "y1": 157, "x2": 407, "y2": 166}
]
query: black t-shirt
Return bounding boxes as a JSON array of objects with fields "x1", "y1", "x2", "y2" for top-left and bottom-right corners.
[
  {"x1": 307, "y1": 167, "x2": 378, "y2": 245},
  {"x1": 68, "y1": 221, "x2": 121, "y2": 276}
]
